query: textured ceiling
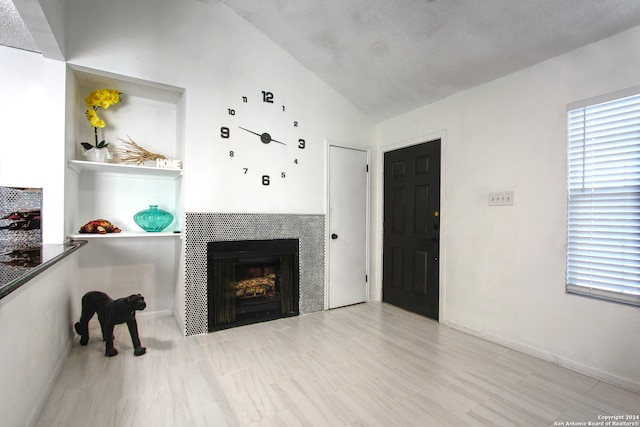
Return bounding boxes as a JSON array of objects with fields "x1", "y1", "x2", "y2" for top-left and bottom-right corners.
[
  {"x1": 220, "y1": 0, "x2": 640, "y2": 122},
  {"x1": 0, "y1": 0, "x2": 39, "y2": 53},
  {"x1": 3, "y1": 1, "x2": 640, "y2": 122}
]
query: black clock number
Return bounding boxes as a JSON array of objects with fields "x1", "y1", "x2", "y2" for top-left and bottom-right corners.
[
  {"x1": 225, "y1": 89, "x2": 304, "y2": 187},
  {"x1": 262, "y1": 91, "x2": 274, "y2": 103}
]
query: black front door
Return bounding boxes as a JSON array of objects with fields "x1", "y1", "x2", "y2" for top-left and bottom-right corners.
[{"x1": 383, "y1": 140, "x2": 441, "y2": 320}]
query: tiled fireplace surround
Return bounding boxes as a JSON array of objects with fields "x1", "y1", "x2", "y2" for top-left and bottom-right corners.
[{"x1": 184, "y1": 213, "x2": 325, "y2": 336}]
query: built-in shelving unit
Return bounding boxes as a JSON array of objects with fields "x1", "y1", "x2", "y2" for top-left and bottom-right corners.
[
  {"x1": 64, "y1": 65, "x2": 186, "y2": 318},
  {"x1": 65, "y1": 65, "x2": 185, "y2": 238}
]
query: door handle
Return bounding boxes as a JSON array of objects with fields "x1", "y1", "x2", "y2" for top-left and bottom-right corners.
[{"x1": 331, "y1": 233, "x2": 339, "y2": 240}]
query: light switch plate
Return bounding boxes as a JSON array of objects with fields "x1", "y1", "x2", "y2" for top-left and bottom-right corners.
[{"x1": 488, "y1": 191, "x2": 514, "y2": 206}]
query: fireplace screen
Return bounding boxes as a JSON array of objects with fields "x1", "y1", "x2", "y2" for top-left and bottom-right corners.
[{"x1": 207, "y1": 239, "x2": 299, "y2": 331}]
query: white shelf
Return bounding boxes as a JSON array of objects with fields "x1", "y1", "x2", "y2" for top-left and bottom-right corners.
[
  {"x1": 68, "y1": 160, "x2": 182, "y2": 179},
  {"x1": 68, "y1": 231, "x2": 181, "y2": 239}
]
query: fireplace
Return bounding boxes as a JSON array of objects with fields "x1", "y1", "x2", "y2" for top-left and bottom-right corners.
[
  {"x1": 207, "y1": 239, "x2": 299, "y2": 331},
  {"x1": 184, "y1": 213, "x2": 324, "y2": 336}
]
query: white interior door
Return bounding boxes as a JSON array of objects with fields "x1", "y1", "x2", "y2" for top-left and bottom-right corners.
[{"x1": 328, "y1": 144, "x2": 369, "y2": 309}]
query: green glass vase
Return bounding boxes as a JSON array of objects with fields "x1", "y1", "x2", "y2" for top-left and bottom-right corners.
[{"x1": 133, "y1": 205, "x2": 173, "y2": 232}]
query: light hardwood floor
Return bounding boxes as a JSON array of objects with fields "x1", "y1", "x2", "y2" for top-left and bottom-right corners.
[{"x1": 35, "y1": 303, "x2": 639, "y2": 426}]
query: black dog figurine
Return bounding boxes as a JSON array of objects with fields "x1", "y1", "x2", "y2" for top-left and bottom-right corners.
[{"x1": 74, "y1": 291, "x2": 147, "y2": 357}]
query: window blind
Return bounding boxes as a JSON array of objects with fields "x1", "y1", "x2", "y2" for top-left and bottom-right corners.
[{"x1": 567, "y1": 93, "x2": 640, "y2": 306}]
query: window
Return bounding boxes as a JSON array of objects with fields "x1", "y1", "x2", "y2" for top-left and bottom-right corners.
[{"x1": 566, "y1": 91, "x2": 640, "y2": 306}]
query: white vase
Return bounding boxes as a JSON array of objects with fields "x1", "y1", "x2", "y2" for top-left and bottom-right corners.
[{"x1": 83, "y1": 147, "x2": 112, "y2": 163}]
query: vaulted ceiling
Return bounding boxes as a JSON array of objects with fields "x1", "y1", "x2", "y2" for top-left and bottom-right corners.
[
  {"x1": 219, "y1": 0, "x2": 640, "y2": 121},
  {"x1": 3, "y1": 0, "x2": 640, "y2": 122},
  {"x1": 0, "y1": 0, "x2": 39, "y2": 53}
]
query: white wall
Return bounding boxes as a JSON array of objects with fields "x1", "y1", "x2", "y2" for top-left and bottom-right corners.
[
  {"x1": 0, "y1": 45, "x2": 77, "y2": 427},
  {"x1": 0, "y1": 255, "x2": 76, "y2": 427},
  {"x1": 376, "y1": 26, "x2": 640, "y2": 392},
  {"x1": 63, "y1": 0, "x2": 376, "y2": 215},
  {"x1": 0, "y1": 46, "x2": 66, "y2": 244},
  {"x1": 69, "y1": 238, "x2": 180, "y2": 315}
]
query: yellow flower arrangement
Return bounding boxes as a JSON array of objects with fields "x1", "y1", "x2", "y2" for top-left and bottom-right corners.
[
  {"x1": 81, "y1": 88, "x2": 122, "y2": 150},
  {"x1": 85, "y1": 109, "x2": 105, "y2": 128}
]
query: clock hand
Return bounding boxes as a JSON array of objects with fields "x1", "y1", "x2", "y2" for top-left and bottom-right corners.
[
  {"x1": 269, "y1": 137, "x2": 287, "y2": 145},
  {"x1": 238, "y1": 126, "x2": 261, "y2": 137},
  {"x1": 238, "y1": 126, "x2": 287, "y2": 145}
]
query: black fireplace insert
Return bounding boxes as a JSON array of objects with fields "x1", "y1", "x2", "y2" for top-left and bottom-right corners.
[{"x1": 207, "y1": 239, "x2": 299, "y2": 331}]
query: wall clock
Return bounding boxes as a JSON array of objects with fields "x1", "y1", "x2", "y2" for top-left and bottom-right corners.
[{"x1": 219, "y1": 90, "x2": 306, "y2": 186}]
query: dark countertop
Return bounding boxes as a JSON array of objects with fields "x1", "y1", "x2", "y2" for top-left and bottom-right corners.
[{"x1": 0, "y1": 240, "x2": 87, "y2": 299}]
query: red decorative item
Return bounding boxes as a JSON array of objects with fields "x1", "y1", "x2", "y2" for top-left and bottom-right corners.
[{"x1": 79, "y1": 219, "x2": 121, "y2": 234}]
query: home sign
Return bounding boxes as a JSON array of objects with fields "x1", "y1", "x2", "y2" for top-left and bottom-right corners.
[{"x1": 156, "y1": 158, "x2": 182, "y2": 170}]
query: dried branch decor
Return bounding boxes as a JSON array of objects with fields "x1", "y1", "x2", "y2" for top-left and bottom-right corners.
[{"x1": 114, "y1": 136, "x2": 167, "y2": 165}]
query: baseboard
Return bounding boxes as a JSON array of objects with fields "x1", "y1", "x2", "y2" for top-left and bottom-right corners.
[
  {"x1": 136, "y1": 309, "x2": 173, "y2": 319},
  {"x1": 441, "y1": 318, "x2": 640, "y2": 394},
  {"x1": 138, "y1": 309, "x2": 184, "y2": 333},
  {"x1": 171, "y1": 309, "x2": 186, "y2": 336}
]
